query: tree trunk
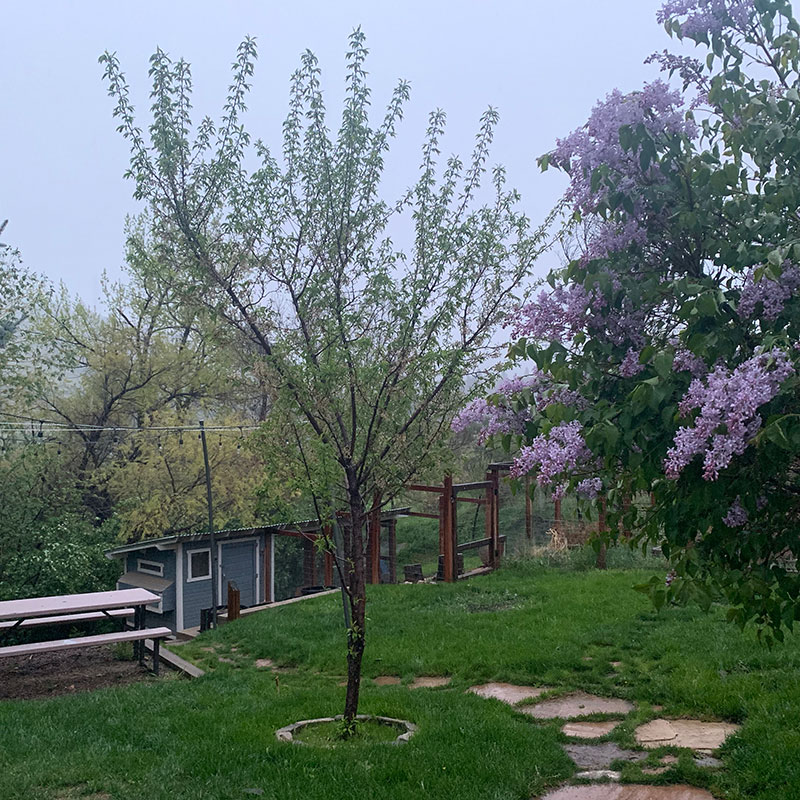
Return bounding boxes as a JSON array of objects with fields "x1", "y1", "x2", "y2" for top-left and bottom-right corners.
[{"x1": 342, "y1": 474, "x2": 368, "y2": 735}]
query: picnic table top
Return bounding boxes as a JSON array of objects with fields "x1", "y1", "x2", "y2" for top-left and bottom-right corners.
[{"x1": 0, "y1": 588, "x2": 159, "y2": 622}]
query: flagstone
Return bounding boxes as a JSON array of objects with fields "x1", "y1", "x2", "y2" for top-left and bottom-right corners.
[
  {"x1": 635, "y1": 719, "x2": 739, "y2": 752},
  {"x1": 562, "y1": 720, "x2": 618, "y2": 739},
  {"x1": 520, "y1": 691, "x2": 634, "y2": 719},
  {"x1": 468, "y1": 681, "x2": 551, "y2": 704}
]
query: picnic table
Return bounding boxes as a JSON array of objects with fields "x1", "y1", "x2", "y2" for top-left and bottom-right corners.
[{"x1": 0, "y1": 588, "x2": 172, "y2": 674}]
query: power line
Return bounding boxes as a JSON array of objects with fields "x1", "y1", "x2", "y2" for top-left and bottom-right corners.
[{"x1": 0, "y1": 413, "x2": 262, "y2": 434}]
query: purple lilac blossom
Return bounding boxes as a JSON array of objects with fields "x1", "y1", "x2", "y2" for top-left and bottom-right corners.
[
  {"x1": 546, "y1": 386, "x2": 589, "y2": 411},
  {"x1": 738, "y1": 264, "x2": 800, "y2": 321},
  {"x1": 496, "y1": 374, "x2": 547, "y2": 397},
  {"x1": 553, "y1": 80, "x2": 696, "y2": 216},
  {"x1": 645, "y1": 51, "x2": 706, "y2": 92},
  {"x1": 673, "y1": 348, "x2": 708, "y2": 377},
  {"x1": 510, "y1": 421, "x2": 591, "y2": 485},
  {"x1": 576, "y1": 477, "x2": 603, "y2": 498},
  {"x1": 451, "y1": 398, "x2": 529, "y2": 445},
  {"x1": 585, "y1": 218, "x2": 649, "y2": 261},
  {"x1": 620, "y1": 348, "x2": 645, "y2": 377},
  {"x1": 664, "y1": 348, "x2": 795, "y2": 480},
  {"x1": 657, "y1": 0, "x2": 754, "y2": 38},
  {"x1": 723, "y1": 497, "x2": 748, "y2": 527},
  {"x1": 452, "y1": 370, "x2": 586, "y2": 444},
  {"x1": 507, "y1": 284, "x2": 590, "y2": 342},
  {"x1": 509, "y1": 282, "x2": 646, "y2": 349}
]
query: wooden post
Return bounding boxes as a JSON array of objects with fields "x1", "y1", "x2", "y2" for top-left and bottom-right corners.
[
  {"x1": 596, "y1": 497, "x2": 608, "y2": 570},
  {"x1": 303, "y1": 537, "x2": 316, "y2": 588},
  {"x1": 387, "y1": 519, "x2": 397, "y2": 584},
  {"x1": 622, "y1": 493, "x2": 632, "y2": 539},
  {"x1": 368, "y1": 496, "x2": 381, "y2": 585},
  {"x1": 323, "y1": 525, "x2": 334, "y2": 587},
  {"x1": 265, "y1": 532, "x2": 274, "y2": 603},
  {"x1": 443, "y1": 475, "x2": 455, "y2": 582},
  {"x1": 227, "y1": 581, "x2": 241, "y2": 621},
  {"x1": 438, "y1": 491, "x2": 446, "y2": 573},
  {"x1": 525, "y1": 475, "x2": 532, "y2": 540},
  {"x1": 489, "y1": 470, "x2": 501, "y2": 568},
  {"x1": 484, "y1": 473, "x2": 494, "y2": 566},
  {"x1": 451, "y1": 479, "x2": 459, "y2": 578}
]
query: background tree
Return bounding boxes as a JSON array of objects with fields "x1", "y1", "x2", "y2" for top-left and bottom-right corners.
[
  {"x1": 30, "y1": 232, "x2": 263, "y2": 522},
  {"x1": 0, "y1": 220, "x2": 45, "y2": 402},
  {"x1": 464, "y1": 0, "x2": 800, "y2": 640},
  {"x1": 101, "y1": 31, "x2": 546, "y2": 728}
]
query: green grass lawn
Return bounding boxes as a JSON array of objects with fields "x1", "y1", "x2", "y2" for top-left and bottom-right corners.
[{"x1": 1, "y1": 559, "x2": 799, "y2": 799}]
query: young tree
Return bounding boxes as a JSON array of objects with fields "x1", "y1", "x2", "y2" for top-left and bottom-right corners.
[
  {"x1": 463, "y1": 0, "x2": 800, "y2": 640},
  {"x1": 101, "y1": 31, "x2": 545, "y2": 726}
]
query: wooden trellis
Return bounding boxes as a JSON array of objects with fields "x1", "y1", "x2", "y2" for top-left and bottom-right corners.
[{"x1": 405, "y1": 471, "x2": 503, "y2": 583}]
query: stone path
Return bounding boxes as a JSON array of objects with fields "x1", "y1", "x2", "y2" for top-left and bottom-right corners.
[
  {"x1": 540, "y1": 786, "x2": 717, "y2": 799},
  {"x1": 463, "y1": 677, "x2": 738, "y2": 799}
]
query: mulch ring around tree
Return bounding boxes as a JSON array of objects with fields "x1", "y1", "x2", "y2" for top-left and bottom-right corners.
[{"x1": 0, "y1": 645, "x2": 159, "y2": 701}]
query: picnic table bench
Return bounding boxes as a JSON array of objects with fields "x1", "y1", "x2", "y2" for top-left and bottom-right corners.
[{"x1": 0, "y1": 588, "x2": 172, "y2": 675}]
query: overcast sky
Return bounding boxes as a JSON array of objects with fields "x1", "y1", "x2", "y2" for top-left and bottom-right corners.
[{"x1": 1, "y1": 0, "x2": 681, "y2": 303}]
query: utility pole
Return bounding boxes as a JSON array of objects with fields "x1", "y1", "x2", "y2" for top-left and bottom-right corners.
[{"x1": 199, "y1": 420, "x2": 218, "y2": 626}]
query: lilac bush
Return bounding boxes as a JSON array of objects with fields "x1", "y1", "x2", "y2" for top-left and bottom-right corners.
[{"x1": 463, "y1": 0, "x2": 800, "y2": 636}]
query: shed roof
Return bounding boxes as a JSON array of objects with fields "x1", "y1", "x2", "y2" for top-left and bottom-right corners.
[{"x1": 105, "y1": 508, "x2": 410, "y2": 559}]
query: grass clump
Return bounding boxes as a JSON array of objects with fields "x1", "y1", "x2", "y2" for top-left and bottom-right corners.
[{"x1": 294, "y1": 718, "x2": 403, "y2": 747}]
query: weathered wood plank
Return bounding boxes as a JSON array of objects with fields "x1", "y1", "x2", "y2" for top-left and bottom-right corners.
[
  {"x1": 0, "y1": 626, "x2": 172, "y2": 659},
  {"x1": 0, "y1": 608, "x2": 134, "y2": 630},
  {"x1": 0, "y1": 589, "x2": 158, "y2": 622},
  {"x1": 452, "y1": 481, "x2": 492, "y2": 493}
]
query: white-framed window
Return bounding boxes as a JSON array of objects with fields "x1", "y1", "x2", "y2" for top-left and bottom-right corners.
[
  {"x1": 187, "y1": 548, "x2": 212, "y2": 582},
  {"x1": 137, "y1": 559, "x2": 164, "y2": 577},
  {"x1": 146, "y1": 595, "x2": 163, "y2": 614}
]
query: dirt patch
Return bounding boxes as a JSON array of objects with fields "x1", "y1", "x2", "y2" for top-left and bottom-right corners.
[
  {"x1": 373, "y1": 675, "x2": 402, "y2": 686},
  {"x1": 409, "y1": 676, "x2": 451, "y2": 689},
  {"x1": 0, "y1": 645, "x2": 157, "y2": 701}
]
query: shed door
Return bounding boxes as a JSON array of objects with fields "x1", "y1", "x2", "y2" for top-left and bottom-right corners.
[{"x1": 219, "y1": 540, "x2": 257, "y2": 607}]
